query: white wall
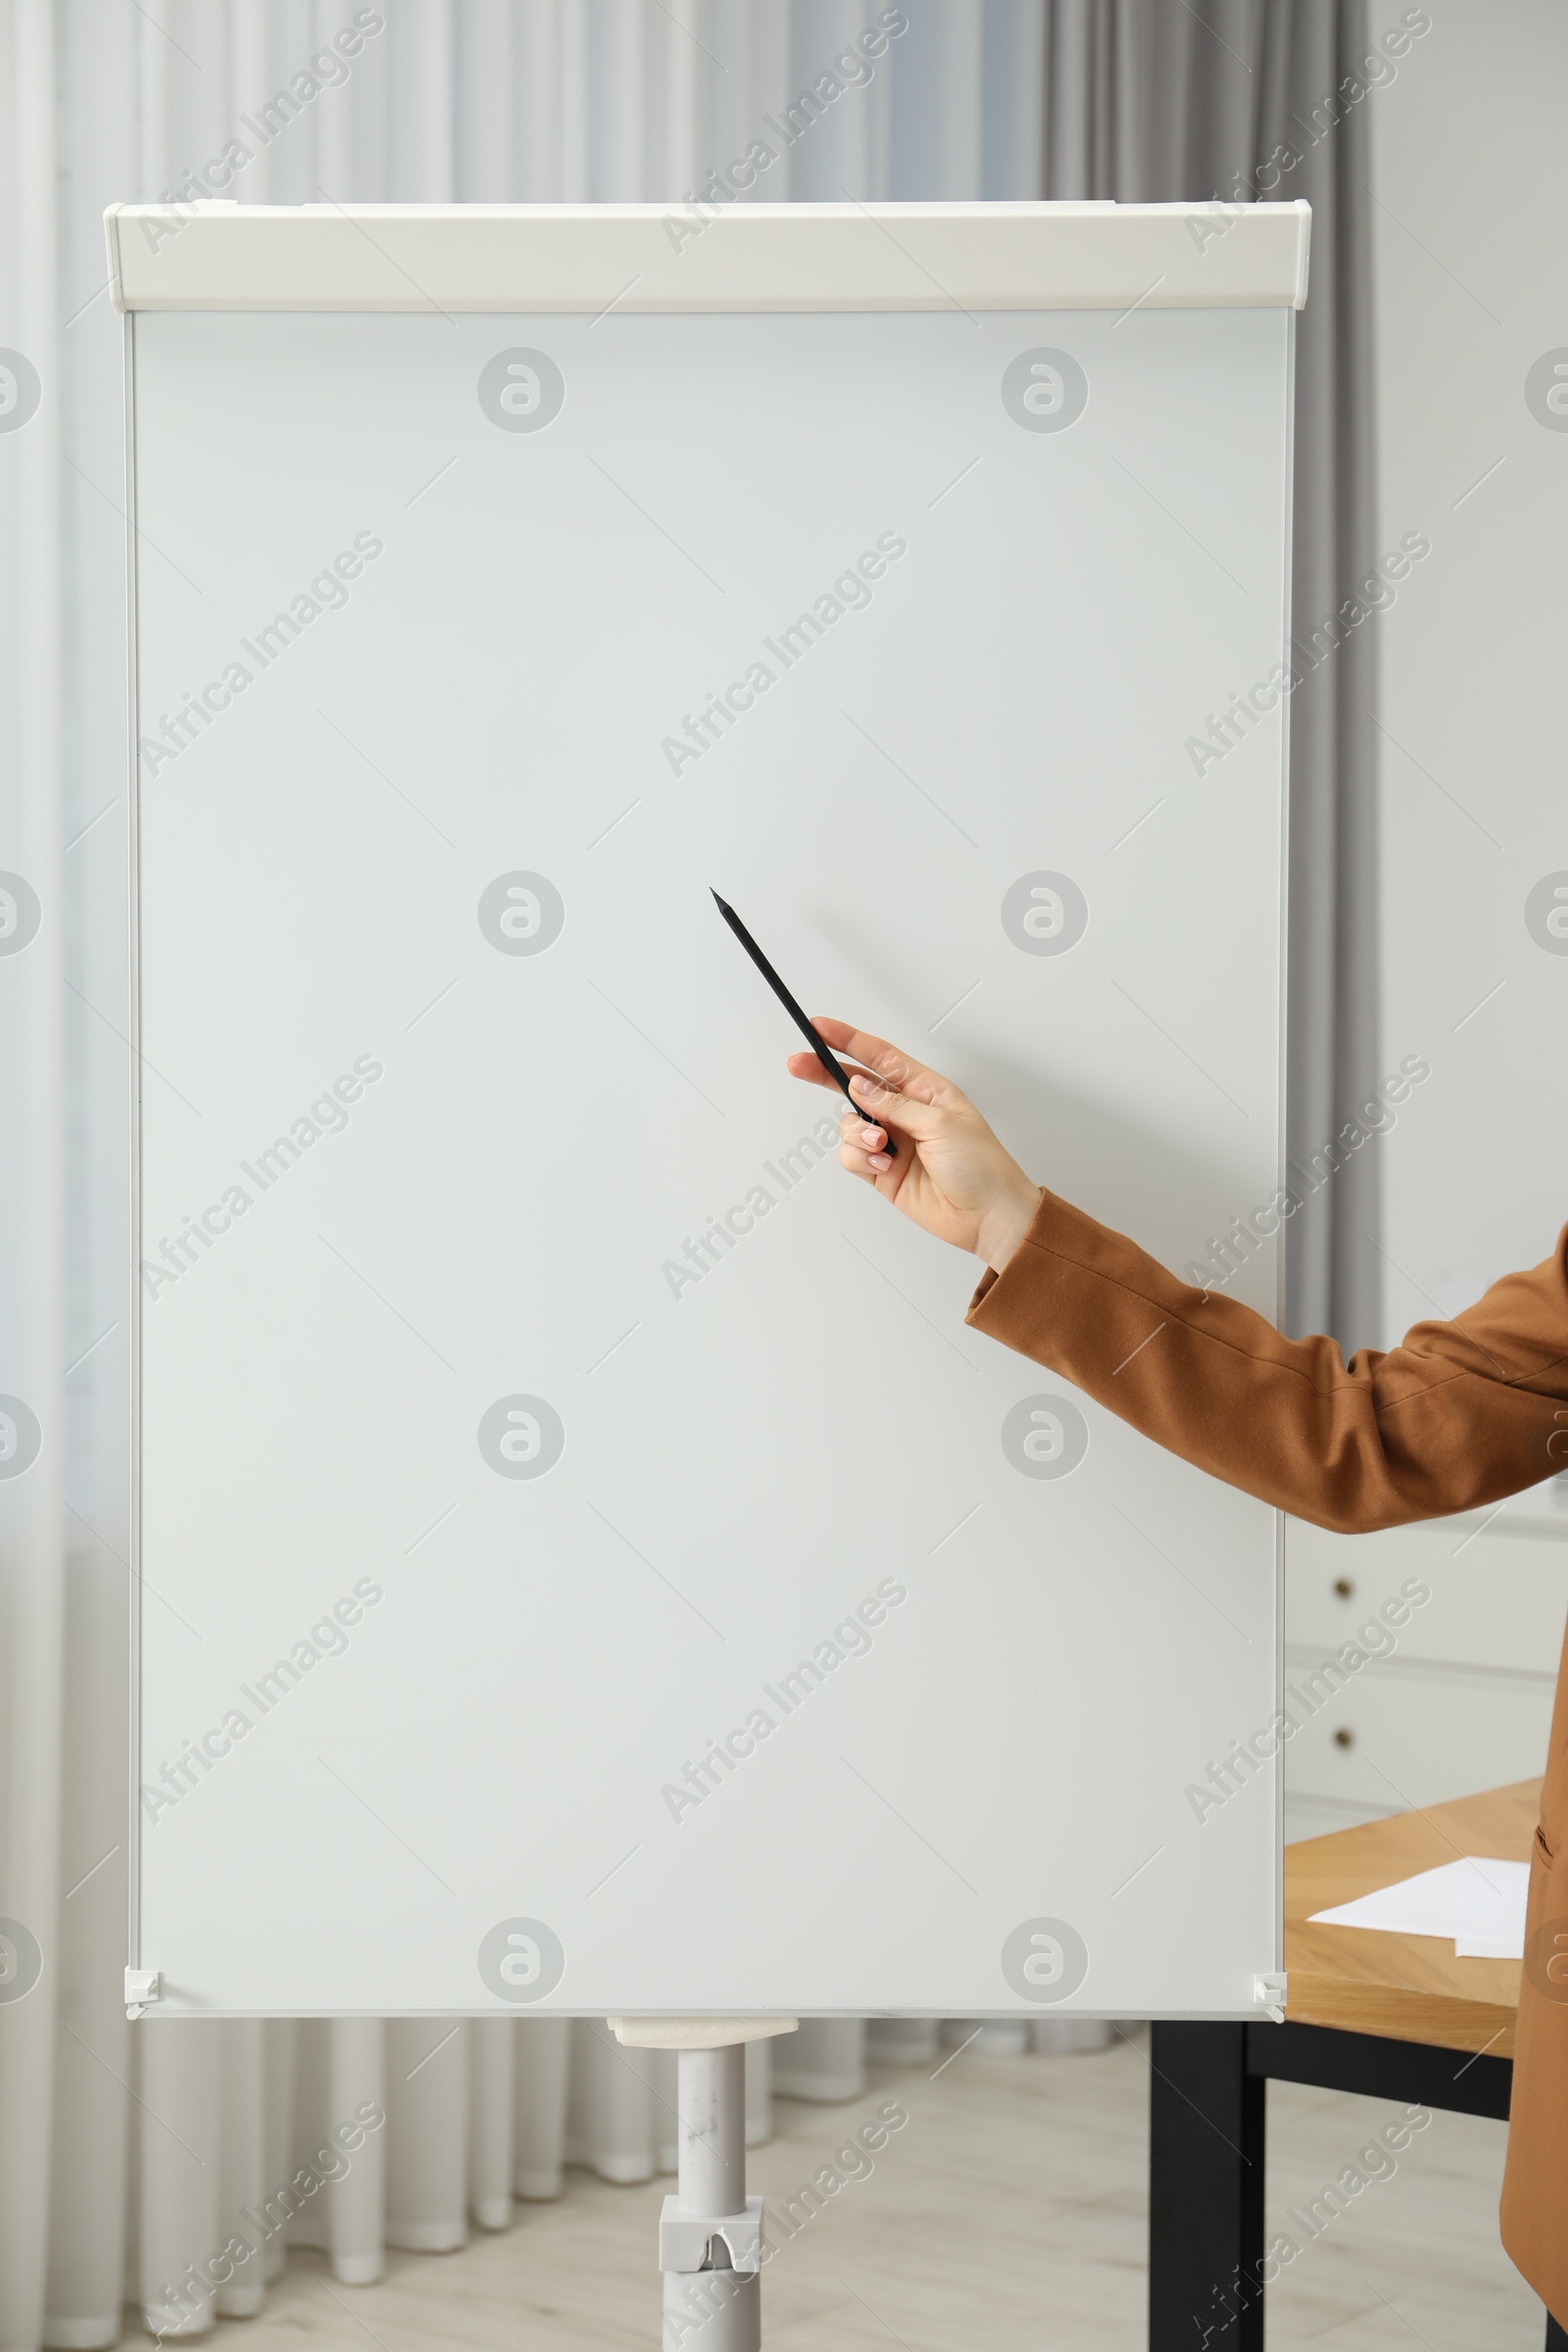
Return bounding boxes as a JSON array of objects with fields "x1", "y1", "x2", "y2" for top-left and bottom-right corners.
[
  {"x1": 1284, "y1": 4, "x2": 1568, "y2": 1848},
  {"x1": 1368, "y1": 0, "x2": 1568, "y2": 1337}
]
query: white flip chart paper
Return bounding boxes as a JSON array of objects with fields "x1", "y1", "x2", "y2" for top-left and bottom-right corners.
[{"x1": 114, "y1": 204, "x2": 1303, "y2": 2017}]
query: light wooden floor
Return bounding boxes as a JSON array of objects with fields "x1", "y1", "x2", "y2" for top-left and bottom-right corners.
[{"x1": 179, "y1": 2034, "x2": 1548, "y2": 2350}]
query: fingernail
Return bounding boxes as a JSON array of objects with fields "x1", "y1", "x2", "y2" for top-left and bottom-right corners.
[
  {"x1": 859, "y1": 1125, "x2": 883, "y2": 1145},
  {"x1": 850, "y1": 1074, "x2": 873, "y2": 1094},
  {"x1": 869, "y1": 1153, "x2": 892, "y2": 1172}
]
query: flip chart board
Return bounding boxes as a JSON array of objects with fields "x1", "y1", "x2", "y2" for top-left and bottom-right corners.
[{"x1": 110, "y1": 201, "x2": 1307, "y2": 2017}]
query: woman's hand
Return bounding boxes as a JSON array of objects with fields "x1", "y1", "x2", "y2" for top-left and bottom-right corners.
[{"x1": 786, "y1": 1020, "x2": 1042, "y2": 1272}]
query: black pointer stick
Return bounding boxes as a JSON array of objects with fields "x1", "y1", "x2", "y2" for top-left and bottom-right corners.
[{"x1": 710, "y1": 890, "x2": 895, "y2": 1156}]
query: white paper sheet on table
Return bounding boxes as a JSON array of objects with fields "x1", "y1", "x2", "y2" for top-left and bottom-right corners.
[{"x1": 1308, "y1": 1857, "x2": 1530, "y2": 1959}]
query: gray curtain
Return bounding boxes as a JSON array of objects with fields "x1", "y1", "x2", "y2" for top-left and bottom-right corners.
[{"x1": 1037, "y1": 0, "x2": 1379, "y2": 1348}]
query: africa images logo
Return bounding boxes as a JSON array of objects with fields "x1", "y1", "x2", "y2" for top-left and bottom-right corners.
[
  {"x1": 477, "y1": 1917, "x2": 565, "y2": 2002},
  {"x1": 477, "y1": 1396, "x2": 565, "y2": 1479},
  {"x1": 1525, "y1": 350, "x2": 1568, "y2": 432},
  {"x1": 1525, "y1": 873, "x2": 1568, "y2": 955},
  {"x1": 0, "y1": 1919, "x2": 43, "y2": 2004},
  {"x1": 1000, "y1": 1917, "x2": 1090, "y2": 2003},
  {"x1": 1002, "y1": 872, "x2": 1089, "y2": 956},
  {"x1": 1526, "y1": 1914, "x2": 1568, "y2": 2004},
  {"x1": 477, "y1": 349, "x2": 565, "y2": 433},
  {"x1": 1001, "y1": 348, "x2": 1089, "y2": 433},
  {"x1": 0, "y1": 1396, "x2": 42, "y2": 1481},
  {"x1": 1002, "y1": 1395, "x2": 1089, "y2": 1479},
  {"x1": 0, "y1": 350, "x2": 41, "y2": 433},
  {"x1": 0, "y1": 872, "x2": 42, "y2": 953},
  {"x1": 477, "y1": 872, "x2": 565, "y2": 955}
]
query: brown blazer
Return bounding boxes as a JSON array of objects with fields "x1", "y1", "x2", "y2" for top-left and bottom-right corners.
[{"x1": 966, "y1": 1189, "x2": 1568, "y2": 2322}]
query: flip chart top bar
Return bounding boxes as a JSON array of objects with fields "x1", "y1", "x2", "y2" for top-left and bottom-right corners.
[{"x1": 105, "y1": 199, "x2": 1310, "y2": 315}]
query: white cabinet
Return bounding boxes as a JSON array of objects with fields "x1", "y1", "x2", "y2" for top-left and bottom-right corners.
[{"x1": 1283, "y1": 1506, "x2": 1568, "y2": 1844}]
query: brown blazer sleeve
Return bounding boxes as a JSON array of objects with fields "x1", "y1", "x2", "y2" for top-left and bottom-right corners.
[{"x1": 965, "y1": 1190, "x2": 1568, "y2": 1534}]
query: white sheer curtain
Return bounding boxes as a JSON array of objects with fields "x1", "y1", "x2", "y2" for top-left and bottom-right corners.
[
  {"x1": 5, "y1": 2, "x2": 1376, "y2": 2337},
  {"x1": 1, "y1": 7, "x2": 1067, "y2": 2345}
]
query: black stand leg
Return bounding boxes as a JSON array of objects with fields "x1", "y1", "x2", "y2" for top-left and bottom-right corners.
[
  {"x1": 1545, "y1": 2313, "x2": 1568, "y2": 2350},
  {"x1": 1150, "y1": 2023, "x2": 1266, "y2": 2351}
]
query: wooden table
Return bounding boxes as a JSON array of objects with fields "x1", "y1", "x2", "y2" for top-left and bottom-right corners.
[
  {"x1": 1283, "y1": 1778, "x2": 1534, "y2": 2055},
  {"x1": 1147, "y1": 1781, "x2": 1564, "y2": 2350}
]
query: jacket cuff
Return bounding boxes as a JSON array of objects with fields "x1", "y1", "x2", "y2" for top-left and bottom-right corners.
[{"x1": 965, "y1": 1188, "x2": 1112, "y2": 1348}]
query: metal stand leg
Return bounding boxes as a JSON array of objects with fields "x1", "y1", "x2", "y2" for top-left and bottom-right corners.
[
  {"x1": 660, "y1": 2043, "x2": 763, "y2": 2350},
  {"x1": 1149, "y1": 2023, "x2": 1265, "y2": 2351}
]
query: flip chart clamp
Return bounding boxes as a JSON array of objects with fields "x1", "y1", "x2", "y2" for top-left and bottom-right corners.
[{"x1": 610, "y1": 2017, "x2": 798, "y2": 2350}]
